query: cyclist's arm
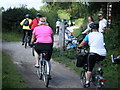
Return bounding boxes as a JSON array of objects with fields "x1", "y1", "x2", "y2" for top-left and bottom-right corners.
[
  {"x1": 31, "y1": 34, "x2": 36, "y2": 44},
  {"x1": 20, "y1": 19, "x2": 25, "y2": 26},
  {"x1": 78, "y1": 35, "x2": 88, "y2": 47}
]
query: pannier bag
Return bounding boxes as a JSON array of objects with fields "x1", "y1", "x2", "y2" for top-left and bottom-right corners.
[{"x1": 76, "y1": 54, "x2": 87, "y2": 67}]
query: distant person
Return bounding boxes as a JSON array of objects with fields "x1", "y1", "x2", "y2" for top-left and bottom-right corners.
[
  {"x1": 55, "y1": 19, "x2": 61, "y2": 34},
  {"x1": 82, "y1": 16, "x2": 94, "y2": 34},
  {"x1": 20, "y1": 14, "x2": 32, "y2": 46},
  {"x1": 29, "y1": 13, "x2": 42, "y2": 31},
  {"x1": 98, "y1": 12, "x2": 107, "y2": 33}
]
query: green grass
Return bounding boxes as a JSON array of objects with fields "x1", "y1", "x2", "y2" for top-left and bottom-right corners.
[
  {"x1": 2, "y1": 32, "x2": 22, "y2": 42},
  {"x1": 2, "y1": 51, "x2": 27, "y2": 88}
]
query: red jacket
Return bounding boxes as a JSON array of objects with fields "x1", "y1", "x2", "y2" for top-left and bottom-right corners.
[{"x1": 29, "y1": 17, "x2": 40, "y2": 30}]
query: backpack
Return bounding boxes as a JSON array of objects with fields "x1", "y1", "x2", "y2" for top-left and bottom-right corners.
[
  {"x1": 36, "y1": 18, "x2": 39, "y2": 25},
  {"x1": 24, "y1": 19, "x2": 29, "y2": 26}
]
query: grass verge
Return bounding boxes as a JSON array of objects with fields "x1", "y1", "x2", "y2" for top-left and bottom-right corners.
[
  {"x1": 2, "y1": 32, "x2": 22, "y2": 42},
  {"x1": 52, "y1": 48, "x2": 119, "y2": 88},
  {"x1": 2, "y1": 51, "x2": 27, "y2": 88}
]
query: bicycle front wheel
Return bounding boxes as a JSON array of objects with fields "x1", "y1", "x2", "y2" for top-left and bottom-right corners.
[
  {"x1": 80, "y1": 70, "x2": 86, "y2": 87},
  {"x1": 36, "y1": 66, "x2": 42, "y2": 80},
  {"x1": 43, "y1": 62, "x2": 49, "y2": 87}
]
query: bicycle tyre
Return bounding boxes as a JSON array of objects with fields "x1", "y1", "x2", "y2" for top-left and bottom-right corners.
[
  {"x1": 80, "y1": 70, "x2": 86, "y2": 87},
  {"x1": 32, "y1": 47, "x2": 35, "y2": 56},
  {"x1": 36, "y1": 66, "x2": 42, "y2": 80},
  {"x1": 43, "y1": 61, "x2": 49, "y2": 87}
]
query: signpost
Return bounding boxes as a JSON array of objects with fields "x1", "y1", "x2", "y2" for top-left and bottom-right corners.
[{"x1": 107, "y1": 2, "x2": 112, "y2": 28}]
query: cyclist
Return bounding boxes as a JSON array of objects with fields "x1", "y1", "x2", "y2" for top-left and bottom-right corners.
[
  {"x1": 55, "y1": 19, "x2": 61, "y2": 34},
  {"x1": 98, "y1": 12, "x2": 107, "y2": 33},
  {"x1": 29, "y1": 13, "x2": 42, "y2": 32},
  {"x1": 82, "y1": 16, "x2": 94, "y2": 34},
  {"x1": 78, "y1": 22, "x2": 107, "y2": 88},
  {"x1": 20, "y1": 14, "x2": 32, "y2": 46},
  {"x1": 31, "y1": 17, "x2": 54, "y2": 76}
]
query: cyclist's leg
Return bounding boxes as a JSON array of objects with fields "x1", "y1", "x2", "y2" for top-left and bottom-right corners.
[
  {"x1": 34, "y1": 44, "x2": 41, "y2": 67},
  {"x1": 85, "y1": 53, "x2": 97, "y2": 87},
  {"x1": 27, "y1": 30, "x2": 32, "y2": 46},
  {"x1": 22, "y1": 29, "x2": 26, "y2": 45}
]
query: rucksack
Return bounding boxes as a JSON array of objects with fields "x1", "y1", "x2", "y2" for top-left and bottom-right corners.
[
  {"x1": 24, "y1": 19, "x2": 29, "y2": 26},
  {"x1": 36, "y1": 18, "x2": 40, "y2": 25}
]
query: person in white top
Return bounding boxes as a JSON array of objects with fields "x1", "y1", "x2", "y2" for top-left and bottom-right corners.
[
  {"x1": 82, "y1": 16, "x2": 94, "y2": 34},
  {"x1": 98, "y1": 13, "x2": 107, "y2": 33},
  {"x1": 56, "y1": 19, "x2": 61, "y2": 34},
  {"x1": 78, "y1": 22, "x2": 106, "y2": 88}
]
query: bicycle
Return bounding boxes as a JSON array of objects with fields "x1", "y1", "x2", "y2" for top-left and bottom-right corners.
[
  {"x1": 77, "y1": 48, "x2": 107, "y2": 89},
  {"x1": 36, "y1": 50, "x2": 51, "y2": 87},
  {"x1": 24, "y1": 31, "x2": 30, "y2": 48}
]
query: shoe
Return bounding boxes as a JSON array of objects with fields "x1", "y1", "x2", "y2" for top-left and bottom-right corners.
[
  {"x1": 22, "y1": 42, "x2": 24, "y2": 45},
  {"x1": 84, "y1": 82, "x2": 90, "y2": 88},
  {"x1": 35, "y1": 64, "x2": 39, "y2": 68}
]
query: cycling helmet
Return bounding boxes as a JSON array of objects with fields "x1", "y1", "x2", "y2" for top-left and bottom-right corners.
[
  {"x1": 37, "y1": 13, "x2": 42, "y2": 17},
  {"x1": 89, "y1": 22, "x2": 99, "y2": 29},
  {"x1": 25, "y1": 14, "x2": 30, "y2": 18}
]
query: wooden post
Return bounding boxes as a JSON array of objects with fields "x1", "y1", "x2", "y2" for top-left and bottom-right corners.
[{"x1": 59, "y1": 22, "x2": 65, "y2": 51}]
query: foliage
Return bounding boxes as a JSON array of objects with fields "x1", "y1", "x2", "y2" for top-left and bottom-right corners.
[
  {"x1": 57, "y1": 10, "x2": 71, "y2": 20},
  {"x1": 2, "y1": 7, "x2": 37, "y2": 32}
]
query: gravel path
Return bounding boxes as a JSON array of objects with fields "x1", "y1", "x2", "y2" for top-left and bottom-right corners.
[{"x1": 2, "y1": 35, "x2": 83, "y2": 88}]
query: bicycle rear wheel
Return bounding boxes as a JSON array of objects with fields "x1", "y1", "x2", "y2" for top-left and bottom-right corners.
[
  {"x1": 80, "y1": 70, "x2": 86, "y2": 87},
  {"x1": 43, "y1": 61, "x2": 49, "y2": 87},
  {"x1": 32, "y1": 47, "x2": 35, "y2": 56}
]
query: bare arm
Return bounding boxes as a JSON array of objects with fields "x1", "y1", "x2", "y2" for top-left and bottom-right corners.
[
  {"x1": 78, "y1": 40, "x2": 88, "y2": 47},
  {"x1": 31, "y1": 34, "x2": 36, "y2": 44}
]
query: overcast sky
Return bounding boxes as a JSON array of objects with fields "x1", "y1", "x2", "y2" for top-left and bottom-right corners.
[{"x1": 0, "y1": 0, "x2": 46, "y2": 10}]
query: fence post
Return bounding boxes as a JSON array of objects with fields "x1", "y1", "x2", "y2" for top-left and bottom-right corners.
[{"x1": 59, "y1": 22, "x2": 65, "y2": 51}]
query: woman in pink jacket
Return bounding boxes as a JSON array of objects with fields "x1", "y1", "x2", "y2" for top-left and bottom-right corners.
[{"x1": 31, "y1": 17, "x2": 54, "y2": 75}]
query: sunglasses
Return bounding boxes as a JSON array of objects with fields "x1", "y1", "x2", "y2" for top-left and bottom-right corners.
[{"x1": 98, "y1": 15, "x2": 103, "y2": 17}]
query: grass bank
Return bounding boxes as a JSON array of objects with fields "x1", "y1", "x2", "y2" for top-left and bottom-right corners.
[
  {"x1": 2, "y1": 51, "x2": 27, "y2": 88},
  {"x1": 52, "y1": 48, "x2": 119, "y2": 88},
  {"x1": 2, "y1": 31, "x2": 22, "y2": 42}
]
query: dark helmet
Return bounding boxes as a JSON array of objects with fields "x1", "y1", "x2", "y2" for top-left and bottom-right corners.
[
  {"x1": 37, "y1": 13, "x2": 42, "y2": 17},
  {"x1": 89, "y1": 22, "x2": 99, "y2": 29},
  {"x1": 25, "y1": 14, "x2": 30, "y2": 18}
]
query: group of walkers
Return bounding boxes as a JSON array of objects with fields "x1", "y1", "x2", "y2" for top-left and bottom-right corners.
[{"x1": 20, "y1": 13, "x2": 54, "y2": 77}]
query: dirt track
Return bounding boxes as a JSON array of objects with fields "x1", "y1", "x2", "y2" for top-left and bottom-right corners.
[{"x1": 2, "y1": 35, "x2": 83, "y2": 88}]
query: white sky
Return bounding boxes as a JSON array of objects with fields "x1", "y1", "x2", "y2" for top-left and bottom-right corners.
[{"x1": 0, "y1": 0, "x2": 46, "y2": 10}]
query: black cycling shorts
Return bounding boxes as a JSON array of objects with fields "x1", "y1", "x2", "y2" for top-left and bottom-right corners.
[
  {"x1": 34, "y1": 43, "x2": 53, "y2": 61},
  {"x1": 87, "y1": 53, "x2": 105, "y2": 72}
]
